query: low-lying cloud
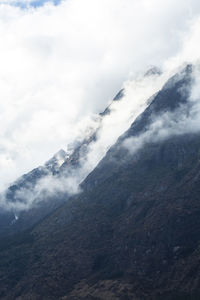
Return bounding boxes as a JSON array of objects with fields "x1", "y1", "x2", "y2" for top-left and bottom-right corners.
[
  {"x1": 2, "y1": 64, "x2": 200, "y2": 212},
  {"x1": 1, "y1": 70, "x2": 170, "y2": 211},
  {"x1": 123, "y1": 66, "x2": 200, "y2": 156}
]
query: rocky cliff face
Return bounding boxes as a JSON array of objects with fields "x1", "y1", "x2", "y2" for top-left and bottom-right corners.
[{"x1": 0, "y1": 65, "x2": 200, "y2": 300}]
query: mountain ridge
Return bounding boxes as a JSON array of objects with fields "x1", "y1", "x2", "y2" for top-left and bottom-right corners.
[{"x1": 0, "y1": 65, "x2": 200, "y2": 299}]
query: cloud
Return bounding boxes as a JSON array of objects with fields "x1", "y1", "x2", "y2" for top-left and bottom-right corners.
[
  {"x1": 0, "y1": 0, "x2": 200, "y2": 194},
  {"x1": 123, "y1": 65, "x2": 200, "y2": 156},
  {"x1": 78, "y1": 70, "x2": 171, "y2": 177},
  {"x1": 9, "y1": 62, "x2": 200, "y2": 213},
  {"x1": 1, "y1": 69, "x2": 172, "y2": 212}
]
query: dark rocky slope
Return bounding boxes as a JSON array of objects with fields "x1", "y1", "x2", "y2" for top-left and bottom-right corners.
[{"x1": 0, "y1": 65, "x2": 200, "y2": 299}]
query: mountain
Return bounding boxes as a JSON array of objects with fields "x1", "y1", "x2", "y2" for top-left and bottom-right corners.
[
  {"x1": 0, "y1": 65, "x2": 200, "y2": 300},
  {"x1": 0, "y1": 88, "x2": 124, "y2": 237}
]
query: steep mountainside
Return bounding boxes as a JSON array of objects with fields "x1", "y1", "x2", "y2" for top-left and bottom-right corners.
[
  {"x1": 0, "y1": 65, "x2": 200, "y2": 300},
  {"x1": 0, "y1": 90, "x2": 124, "y2": 237}
]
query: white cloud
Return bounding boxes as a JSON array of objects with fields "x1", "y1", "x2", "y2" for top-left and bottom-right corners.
[
  {"x1": 123, "y1": 65, "x2": 200, "y2": 156},
  {"x1": 1, "y1": 70, "x2": 171, "y2": 212},
  {"x1": 0, "y1": 0, "x2": 200, "y2": 192}
]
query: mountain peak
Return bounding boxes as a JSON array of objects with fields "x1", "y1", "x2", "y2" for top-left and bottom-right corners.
[
  {"x1": 144, "y1": 66, "x2": 162, "y2": 77},
  {"x1": 45, "y1": 149, "x2": 68, "y2": 170}
]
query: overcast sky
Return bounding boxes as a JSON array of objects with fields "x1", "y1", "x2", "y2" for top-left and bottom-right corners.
[{"x1": 0, "y1": 0, "x2": 200, "y2": 191}]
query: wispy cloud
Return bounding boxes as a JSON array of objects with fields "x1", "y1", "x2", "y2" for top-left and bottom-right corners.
[
  {"x1": 1, "y1": 69, "x2": 172, "y2": 212},
  {"x1": 123, "y1": 65, "x2": 200, "y2": 156}
]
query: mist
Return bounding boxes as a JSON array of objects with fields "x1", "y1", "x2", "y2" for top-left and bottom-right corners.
[{"x1": 123, "y1": 65, "x2": 200, "y2": 157}]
